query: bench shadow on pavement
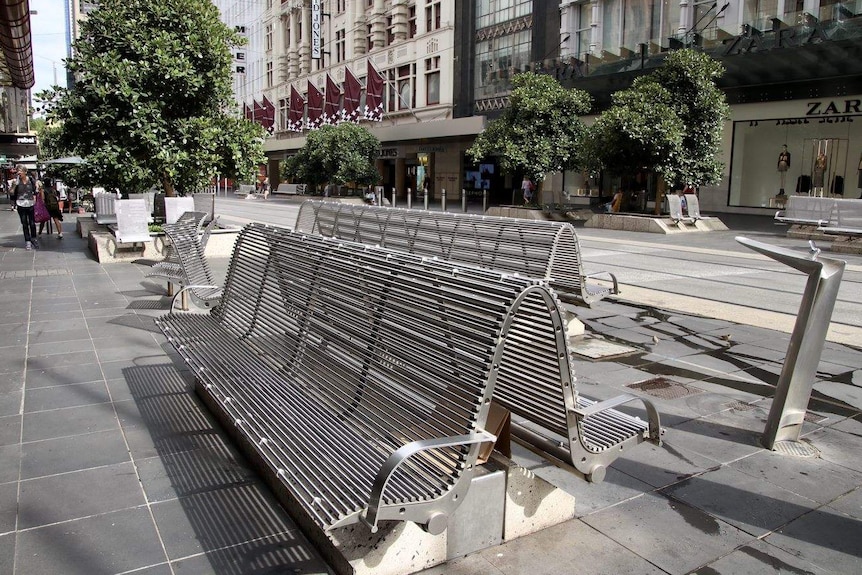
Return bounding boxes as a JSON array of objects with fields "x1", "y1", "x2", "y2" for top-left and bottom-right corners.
[{"x1": 121, "y1": 363, "x2": 329, "y2": 574}]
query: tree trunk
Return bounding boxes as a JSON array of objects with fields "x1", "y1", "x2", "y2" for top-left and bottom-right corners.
[{"x1": 162, "y1": 176, "x2": 176, "y2": 197}]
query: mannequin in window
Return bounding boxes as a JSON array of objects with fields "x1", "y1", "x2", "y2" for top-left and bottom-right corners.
[
  {"x1": 813, "y1": 152, "x2": 827, "y2": 196},
  {"x1": 777, "y1": 145, "x2": 790, "y2": 194},
  {"x1": 858, "y1": 152, "x2": 862, "y2": 198}
]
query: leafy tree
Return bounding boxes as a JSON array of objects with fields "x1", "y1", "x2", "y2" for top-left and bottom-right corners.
[
  {"x1": 652, "y1": 49, "x2": 729, "y2": 187},
  {"x1": 467, "y1": 72, "x2": 592, "y2": 184},
  {"x1": 37, "y1": 124, "x2": 90, "y2": 188},
  {"x1": 589, "y1": 80, "x2": 685, "y2": 181},
  {"x1": 591, "y1": 49, "x2": 729, "y2": 188},
  {"x1": 36, "y1": 0, "x2": 264, "y2": 196},
  {"x1": 283, "y1": 123, "x2": 381, "y2": 191}
]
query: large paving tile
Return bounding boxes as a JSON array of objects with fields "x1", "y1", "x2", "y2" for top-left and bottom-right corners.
[
  {"x1": 0, "y1": 388, "x2": 22, "y2": 418},
  {"x1": 508, "y1": 444, "x2": 653, "y2": 517},
  {"x1": 27, "y1": 327, "x2": 93, "y2": 345},
  {"x1": 479, "y1": 519, "x2": 666, "y2": 575},
  {"x1": 804, "y1": 420, "x2": 862, "y2": 474},
  {"x1": 692, "y1": 538, "x2": 832, "y2": 575},
  {"x1": 25, "y1": 362, "x2": 104, "y2": 388},
  {"x1": 26, "y1": 339, "x2": 94, "y2": 358},
  {"x1": 730, "y1": 449, "x2": 862, "y2": 505},
  {"x1": 0, "y1": 443, "x2": 21, "y2": 484},
  {"x1": 20, "y1": 429, "x2": 130, "y2": 479},
  {"x1": 25, "y1": 349, "x2": 98, "y2": 369},
  {"x1": 17, "y1": 462, "x2": 146, "y2": 528},
  {"x1": 136, "y1": 441, "x2": 257, "y2": 503},
  {"x1": 417, "y1": 554, "x2": 503, "y2": 575},
  {"x1": 764, "y1": 505, "x2": 862, "y2": 574},
  {"x1": 582, "y1": 492, "x2": 753, "y2": 575},
  {"x1": 0, "y1": 413, "x2": 20, "y2": 447},
  {"x1": 661, "y1": 465, "x2": 818, "y2": 537},
  {"x1": 0, "y1": 533, "x2": 13, "y2": 575},
  {"x1": 150, "y1": 482, "x2": 297, "y2": 560},
  {"x1": 28, "y1": 318, "x2": 88, "y2": 334},
  {"x1": 22, "y1": 402, "x2": 119, "y2": 442},
  {"x1": 670, "y1": 410, "x2": 767, "y2": 465},
  {"x1": 610, "y1": 428, "x2": 723, "y2": 489},
  {"x1": 14, "y1": 507, "x2": 167, "y2": 575},
  {"x1": 0, "y1": 345, "x2": 25, "y2": 374},
  {"x1": 23, "y1": 380, "x2": 110, "y2": 412},
  {"x1": 168, "y1": 532, "x2": 331, "y2": 575},
  {"x1": 826, "y1": 487, "x2": 862, "y2": 521},
  {"x1": 0, "y1": 481, "x2": 17, "y2": 533}
]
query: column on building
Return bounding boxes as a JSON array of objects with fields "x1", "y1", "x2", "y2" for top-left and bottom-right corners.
[
  {"x1": 287, "y1": 10, "x2": 299, "y2": 78},
  {"x1": 352, "y1": 1, "x2": 366, "y2": 55},
  {"x1": 299, "y1": 5, "x2": 311, "y2": 76},
  {"x1": 392, "y1": 0, "x2": 408, "y2": 43},
  {"x1": 370, "y1": 0, "x2": 386, "y2": 50}
]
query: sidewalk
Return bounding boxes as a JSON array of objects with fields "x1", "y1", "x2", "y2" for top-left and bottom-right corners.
[{"x1": 1, "y1": 208, "x2": 860, "y2": 575}]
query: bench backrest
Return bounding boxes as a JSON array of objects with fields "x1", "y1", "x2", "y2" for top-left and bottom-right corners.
[
  {"x1": 215, "y1": 224, "x2": 578, "y2": 490},
  {"x1": 825, "y1": 198, "x2": 862, "y2": 229},
  {"x1": 162, "y1": 215, "x2": 216, "y2": 288},
  {"x1": 295, "y1": 200, "x2": 588, "y2": 294},
  {"x1": 94, "y1": 193, "x2": 116, "y2": 216},
  {"x1": 785, "y1": 196, "x2": 836, "y2": 222},
  {"x1": 684, "y1": 194, "x2": 702, "y2": 219},
  {"x1": 667, "y1": 194, "x2": 687, "y2": 221}
]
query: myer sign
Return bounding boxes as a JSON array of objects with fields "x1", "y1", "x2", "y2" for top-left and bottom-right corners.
[{"x1": 311, "y1": 0, "x2": 321, "y2": 59}]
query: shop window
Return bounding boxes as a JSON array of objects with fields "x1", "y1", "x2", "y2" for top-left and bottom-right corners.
[
  {"x1": 425, "y1": 57, "x2": 440, "y2": 105},
  {"x1": 728, "y1": 108, "x2": 862, "y2": 208}
]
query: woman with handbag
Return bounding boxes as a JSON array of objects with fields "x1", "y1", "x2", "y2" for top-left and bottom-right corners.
[
  {"x1": 11, "y1": 167, "x2": 38, "y2": 249},
  {"x1": 38, "y1": 178, "x2": 64, "y2": 239}
]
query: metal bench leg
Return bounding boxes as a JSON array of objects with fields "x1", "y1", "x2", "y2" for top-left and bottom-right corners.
[
  {"x1": 180, "y1": 289, "x2": 188, "y2": 311},
  {"x1": 167, "y1": 282, "x2": 174, "y2": 297}
]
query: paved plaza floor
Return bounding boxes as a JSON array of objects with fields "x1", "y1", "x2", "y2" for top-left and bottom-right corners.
[{"x1": 0, "y1": 205, "x2": 860, "y2": 575}]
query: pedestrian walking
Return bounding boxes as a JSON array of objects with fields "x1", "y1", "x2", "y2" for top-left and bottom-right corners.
[
  {"x1": 11, "y1": 167, "x2": 38, "y2": 249},
  {"x1": 521, "y1": 176, "x2": 534, "y2": 206},
  {"x1": 38, "y1": 178, "x2": 64, "y2": 239}
]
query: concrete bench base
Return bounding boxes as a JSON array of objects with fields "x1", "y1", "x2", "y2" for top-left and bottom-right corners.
[
  {"x1": 89, "y1": 227, "x2": 240, "y2": 263},
  {"x1": 485, "y1": 206, "x2": 549, "y2": 220},
  {"x1": 77, "y1": 216, "x2": 102, "y2": 238},
  {"x1": 584, "y1": 213, "x2": 728, "y2": 233},
  {"x1": 786, "y1": 224, "x2": 862, "y2": 254}
]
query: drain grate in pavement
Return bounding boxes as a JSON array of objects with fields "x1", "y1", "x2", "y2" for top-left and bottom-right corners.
[
  {"x1": 725, "y1": 401, "x2": 758, "y2": 411},
  {"x1": 0, "y1": 269, "x2": 70, "y2": 279},
  {"x1": 627, "y1": 377, "x2": 703, "y2": 400},
  {"x1": 803, "y1": 412, "x2": 828, "y2": 424}
]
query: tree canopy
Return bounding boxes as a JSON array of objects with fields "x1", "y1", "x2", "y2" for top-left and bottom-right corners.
[
  {"x1": 467, "y1": 72, "x2": 593, "y2": 183},
  {"x1": 283, "y1": 123, "x2": 381, "y2": 191},
  {"x1": 36, "y1": 0, "x2": 264, "y2": 196},
  {"x1": 591, "y1": 49, "x2": 729, "y2": 187}
]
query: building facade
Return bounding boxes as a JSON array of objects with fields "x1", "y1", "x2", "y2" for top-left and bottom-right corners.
[{"x1": 221, "y1": 0, "x2": 862, "y2": 213}]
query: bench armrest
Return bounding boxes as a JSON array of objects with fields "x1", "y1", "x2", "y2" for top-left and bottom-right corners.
[
  {"x1": 364, "y1": 430, "x2": 496, "y2": 533},
  {"x1": 571, "y1": 393, "x2": 662, "y2": 444},
  {"x1": 169, "y1": 285, "x2": 221, "y2": 313},
  {"x1": 583, "y1": 271, "x2": 619, "y2": 294}
]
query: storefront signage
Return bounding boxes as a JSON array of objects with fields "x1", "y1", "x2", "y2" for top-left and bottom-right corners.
[
  {"x1": 0, "y1": 134, "x2": 37, "y2": 146},
  {"x1": 724, "y1": 19, "x2": 835, "y2": 56},
  {"x1": 378, "y1": 148, "x2": 399, "y2": 158},
  {"x1": 418, "y1": 145, "x2": 446, "y2": 153},
  {"x1": 806, "y1": 100, "x2": 862, "y2": 116},
  {"x1": 311, "y1": 0, "x2": 322, "y2": 59}
]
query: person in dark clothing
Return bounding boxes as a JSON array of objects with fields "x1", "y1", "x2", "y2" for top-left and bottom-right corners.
[{"x1": 11, "y1": 167, "x2": 37, "y2": 249}]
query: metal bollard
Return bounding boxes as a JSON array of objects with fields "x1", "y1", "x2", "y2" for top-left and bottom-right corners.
[
  {"x1": 441, "y1": 188, "x2": 447, "y2": 212},
  {"x1": 392, "y1": 189, "x2": 396, "y2": 208},
  {"x1": 462, "y1": 188, "x2": 467, "y2": 212},
  {"x1": 407, "y1": 187, "x2": 412, "y2": 209},
  {"x1": 424, "y1": 188, "x2": 429, "y2": 210},
  {"x1": 483, "y1": 189, "x2": 488, "y2": 213},
  {"x1": 736, "y1": 237, "x2": 845, "y2": 455}
]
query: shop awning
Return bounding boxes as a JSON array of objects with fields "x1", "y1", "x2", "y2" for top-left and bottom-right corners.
[{"x1": 0, "y1": 0, "x2": 34, "y2": 89}]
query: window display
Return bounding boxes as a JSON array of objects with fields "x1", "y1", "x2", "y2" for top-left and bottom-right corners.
[{"x1": 729, "y1": 111, "x2": 862, "y2": 207}]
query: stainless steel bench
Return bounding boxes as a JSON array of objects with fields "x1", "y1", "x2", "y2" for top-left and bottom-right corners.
[
  {"x1": 295, "y1": 200, "x2": 620, "y2": 307},
  {"x1": 157, "y1": 224, "x2": 661, "y2": 543},
  {"x1": 775, "y1": 196, "x2": 836, "y2": 226},
  {"x1": 667, "y1": 194, "x2": 694, "y2": 224},
  {"x1": 817, "y1": 198, "x2": 862, "y2": 236},
  {"x1": 148, "y1": 212, "x2": 221, "y2": 310}
]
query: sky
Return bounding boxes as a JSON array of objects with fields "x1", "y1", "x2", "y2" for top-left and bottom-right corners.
[{"x1": 30, "y1": 0, "x2": 69, "y2": 98}]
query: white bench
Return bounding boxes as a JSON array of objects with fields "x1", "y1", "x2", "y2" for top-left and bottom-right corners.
[
  {"x1": 775, "y1": 196, "x2": 836, "y2": 226},
  {"x1": 273, "y1": 183, "x2": 307, "y2": 195},
  {"x1": 667, "y1": 194, "x2": 694, "y2": 224},
  {"x1": 817, "y1": 199, "x2": 862, "y2": 235}
]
